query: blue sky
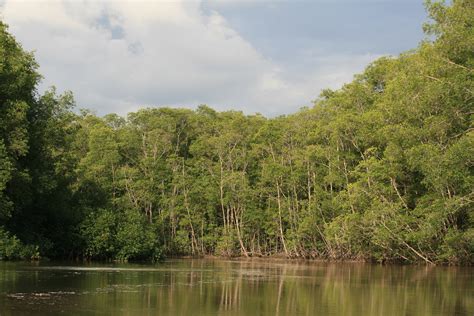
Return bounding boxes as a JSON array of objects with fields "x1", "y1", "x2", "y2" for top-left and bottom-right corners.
[
  {"x1": 0, "y1": 0, "x2": 427, "y2": 116},
  {"x1": 203, "y1": 1, "x2": 425, "y2": 56}
]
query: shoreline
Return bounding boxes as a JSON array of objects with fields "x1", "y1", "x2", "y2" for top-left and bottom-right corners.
[
  {"x1": 155, "y1": 255, "x2": 474, "y2": 267},
  {"x1": 1, "y1": 255, "x2": 472, "y2": 267}
]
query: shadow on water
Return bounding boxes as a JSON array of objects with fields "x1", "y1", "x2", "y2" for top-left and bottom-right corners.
[{"x1": 0, "y1": 259, "x2": 472, "y2": 315}]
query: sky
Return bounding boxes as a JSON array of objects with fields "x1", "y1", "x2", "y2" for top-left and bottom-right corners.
[{"x1": 0, "y1": 0, "x2": 427, "y2": 116}]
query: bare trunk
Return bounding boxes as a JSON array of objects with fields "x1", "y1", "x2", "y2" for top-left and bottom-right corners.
[
  {"x1": 234, "y1": 206, "x2": 249, "y2": 257},
  {"x1": 276, "y1": 181, "x2": 289, "y2": 256}
]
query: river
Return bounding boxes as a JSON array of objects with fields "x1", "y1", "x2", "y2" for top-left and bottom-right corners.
[{"x1": 0, "y1": 259, "x2": 472, "y2": 315}]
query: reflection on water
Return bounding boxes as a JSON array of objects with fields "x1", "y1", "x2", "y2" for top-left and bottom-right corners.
[{"x1": 0, "y1": 259, "x2": 472, "y2": 315}]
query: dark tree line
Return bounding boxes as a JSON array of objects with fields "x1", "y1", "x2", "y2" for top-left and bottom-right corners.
[{"x1": 0, "y1": 0, "x2": 472, "y2": 264}]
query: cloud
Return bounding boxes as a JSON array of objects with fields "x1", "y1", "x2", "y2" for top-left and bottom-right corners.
[
  {"x1": 0, "y1": 0, "x2": 379, "y2": 116},
  {"x1": 246, "y1": 53, "x2": 384, "y2": 116}
]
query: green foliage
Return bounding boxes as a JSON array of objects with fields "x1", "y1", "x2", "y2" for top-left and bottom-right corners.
[
  {"x1": 116, "y1": 209, "x2": 161, "y2": 261},
  {"x1": 0, "y1": 227, "x2": 39, "y2": 260},
  {"x1": 81, "y1": 209, "x2": 117, "y2": 259},
  {"x1": 81, "y1": 208, "x2": 162, "y2": 261},
  {"x1": 440, "y1": 228, "x2": 474, "y2": 264}
]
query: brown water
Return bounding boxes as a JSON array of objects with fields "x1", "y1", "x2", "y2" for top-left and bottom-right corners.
[{"x1": 0, "y1": 259, "x2": 472, "y2": 315}]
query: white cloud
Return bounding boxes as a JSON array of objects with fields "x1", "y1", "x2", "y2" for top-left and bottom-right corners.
[{"x1": 0, "y1": 0, "x2": 379, "y2": 116}]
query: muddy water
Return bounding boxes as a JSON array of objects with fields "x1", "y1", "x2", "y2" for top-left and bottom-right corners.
[{"x1": 0, "y1": 259, "x2": 472, "y2": 315}]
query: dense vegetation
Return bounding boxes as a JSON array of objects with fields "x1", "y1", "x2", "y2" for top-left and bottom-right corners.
[{"x1": 0, "y1": 1, "x2": 472, "y2": 264}]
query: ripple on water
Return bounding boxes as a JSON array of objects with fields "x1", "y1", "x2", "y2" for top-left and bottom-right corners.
[{"x1": 7, "y1": 291, "x2": 77, "y2": 299}]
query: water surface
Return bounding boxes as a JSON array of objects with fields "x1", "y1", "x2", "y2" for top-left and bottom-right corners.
[{"x1": 0, "y1": 259, "x2": 472, "y2": 315}]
